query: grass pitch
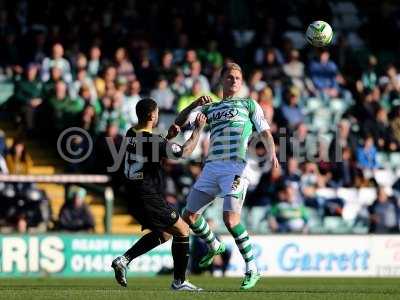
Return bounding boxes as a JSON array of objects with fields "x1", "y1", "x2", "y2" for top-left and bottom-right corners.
[{"x1": 0, "y1": 276, "x2": 398, "y2": 300}]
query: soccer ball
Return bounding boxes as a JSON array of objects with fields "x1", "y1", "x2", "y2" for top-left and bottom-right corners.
[{"x1": 306, "y1": 20, "x2": 333, "y2": 47}]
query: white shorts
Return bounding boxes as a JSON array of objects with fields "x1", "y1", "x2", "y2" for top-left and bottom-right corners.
[{"x1": 186, "y1": 160, "x2": 249, "y2": 213}]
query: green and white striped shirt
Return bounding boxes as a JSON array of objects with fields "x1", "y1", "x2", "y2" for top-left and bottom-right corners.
[{"x1": 200, "y1": 98, "x2": 270, "y2": 162}]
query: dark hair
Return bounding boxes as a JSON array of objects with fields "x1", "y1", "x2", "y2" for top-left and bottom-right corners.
[{"x1": 136, "y1": 98, "x2": 158, "y2": 123}]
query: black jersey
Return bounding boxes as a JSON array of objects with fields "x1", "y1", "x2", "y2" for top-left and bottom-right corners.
[{"x1": 124, "y1": 128, "x2": 183, "y2": 195}]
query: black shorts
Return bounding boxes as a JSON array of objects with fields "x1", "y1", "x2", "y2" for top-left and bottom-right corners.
[{"x1": 127, "y1": 191, "x2": 179, "y2": 231}]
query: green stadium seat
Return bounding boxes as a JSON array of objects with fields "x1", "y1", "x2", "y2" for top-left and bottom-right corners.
[
  {"x1": 329, "y1": 98, "x2": 348, "y2": 124},
  {"x1": 377, "y1": 152, "x2": 389, "y2": 169},
  {"x1": 323, "y1": 216, "x2": 351, "y2": 234},
  {"x1": 389, "y1": 152, "x2": 400, "y2": 170},
  {"x1": 0, "y1": 82, "x2": 14, "y2": 106},
  {"x1": 307, "y1": 208, "x2": 324, "y2": 233},
  {"x1": 304, "y1": 97, "x2": 323, "y2": 114}
]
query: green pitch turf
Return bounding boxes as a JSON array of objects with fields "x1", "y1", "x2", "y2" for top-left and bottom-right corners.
[{"x1": 0, "y1": 276, "x2": 398, "y2": 300}]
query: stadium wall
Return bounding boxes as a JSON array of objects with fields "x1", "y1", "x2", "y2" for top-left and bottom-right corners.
[{"x1": 0, "y1": 235, "x2": 399, "y2": 277}]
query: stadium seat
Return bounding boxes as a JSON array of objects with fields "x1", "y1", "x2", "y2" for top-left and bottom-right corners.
[
  {"x1": 323, "y1": 216, "x2": 351, "y2": 233},
  {"x1": 304, "y1": 97, "x2": 323, "y2": 114},
  {"x1": 312, "y1": 109, "x2": 332, "y2": 133},
  {"x1": 373, "y1": 169, "x2": 395, "y2": 187},
  {"x1": 329, "y1": 98, "x2": 348, "y2": 124},
  {"x1": 307, "y1": 208, "x2": 324, "y2": 233},
  {"x1": 389, "y1": 152, "x2": 400, "y2": 170},
  {"x1": 0, "y1": 82, "x2": 14, "y2": 106},
  {"x1": 357, "y1": 187, "x2": 377, "y2": 205},
  {"x1": 377, "y1": 152, "x2": 389, "y2": 169}
]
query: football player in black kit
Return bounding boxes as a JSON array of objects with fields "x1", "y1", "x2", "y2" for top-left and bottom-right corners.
[{"x1": 112, "y1": 97, "x2": 209, "y2": 291}]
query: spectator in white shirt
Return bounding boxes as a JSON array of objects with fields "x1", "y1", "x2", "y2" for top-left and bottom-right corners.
[{"x1": 41, "y1": 43, "x2": 72, "y2": 83}]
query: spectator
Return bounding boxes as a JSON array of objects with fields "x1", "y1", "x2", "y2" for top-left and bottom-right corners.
[
  {"x1": 122, "y1": 80, "x2": 141, "y2": 127},
  {"x1": 94, "y1": 66, "x2": 117, "y2": 98},
  {"x1": 98, "y1": 91, "x2": 127, "y2": 133},
  {"x1": 357, "y1": 135, "x2": 379, "y2": 170},
  {"x1": 368, "y1": 186, "x2": 400, "y2": 233},
  {"x1": 308, "y1": 49, "x2": 339, "y2": 98},
  {"x1": 72, "y1": 53, "x2": 88, "y2": 75},
  {"x1": 41, "y1": 43, "x2": 72, "y2": 83},
  {"x1": 361, "y1": 55, "x2": 378, "y2": 90},
  {"x1": 183, "y1": 60, "x2": 210, "y2": 93},
  {"x1": 69, "y1": 68, "x2": 98, "y2": 103},
  {"x1": 79, "y1": 105, "x2": 97, "y2": 135},
  {"x1": 181, "y1": 49, "x2": 198, "y2": 76},
  {"x1": 5, "y1": 184, "x2": 51, "y2": 233},
  {"x1": 158, "y1": 51, "x2": 176, "y2": 82},
  {"x1": 48, "y1": 81, "x2": 84, "y2": 132},
  {"x1": 268, "y1": 184, "x2": 309, "y2": 233},
  {"x1": 0, "y1": 130, "x2": 8, "y2": 174},
  {"x1": 177, "y1": 80, "x2": 217, "y2": 112},
  {"x1": 12, "y1": 63, "x2": 42, "y2": 132},
  {"x1": 41, "y1": 66, "x2": 63, "y2": 100},
  {"x1": 364, "y1": 107, "x2": 397, "y2": 151},
  {"x1": 135, "y1": 52, "x2": 157, "y2": 93},
  {"x1": 248, "y1": 69, "x2": 267, "y2": 92},
  {"x1": 329, "y1": 119, "x2": 358, "y2": 162},
  {"x1": 150, "y1": 77, "x2": 175, "y2": 112},
  {"x1": 262, "y1": 48, "x2": 285, "y2": 96},
  {"x1": 170, "y1": 69, "x2": 187, "y2": 100},
  {"x1": 283, "y1": 49, "x2": 307, "y2": 94},
  {"x1": 201, "y1": 40, "x2": 223, "y2": 75},
  {"x1": 93, "y1": 121, "x2": 123, "y2": 175},
  {"x1": 379, "y1": 64, "x2": 400, "y2": 102},
  {"x1": 248, "y1": 166, "x2": 284, "y2": 207},
  {"x1": 258, "y1": 86, "x2": 275, "y2": 124},
  {"x1": 277, "y1": 86, "x2": 304, "y2": 130},
  {"x1": 331, "y1": 147, "x2": 358, "y2": 187},
  {"x1": 58, "y1": 186, "x2": 95, "y2": 232},
  {"x1": 87, "y1": 45, "x2": 102, "y2": 78},
  {"x1": 114, "y1": 47, "x2": 134, "y2": 81},
  {"x1": 284, "y1": 157, "x2": 302, "y2": 184},
  {"x1": 6, "y1": 139, "x2": 33, "y2": 174},
  {"x1": 300, "y1": 162, "x2": 324, "y2": 190},
  {"x1": 390, "y1": 106, "x2": 400, "y2": 145},
  {"x1": 290, "y1": 123, "x2": 316, "y2": 161}
]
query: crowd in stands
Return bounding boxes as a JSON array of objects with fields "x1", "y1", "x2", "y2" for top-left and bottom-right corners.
[{"x1": 0, "y1": 0, "x2": 400, "y2": 233}]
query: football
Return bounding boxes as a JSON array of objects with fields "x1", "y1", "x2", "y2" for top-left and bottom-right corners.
[{"x1": 306, "y1": 20, "x2": 333, "y2": 47}]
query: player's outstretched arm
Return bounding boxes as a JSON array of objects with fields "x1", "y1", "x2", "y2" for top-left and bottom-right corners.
[
  {"x1": 174, "y1": 95, "x2": 212, "y2": 128},
  {"x1": 261, "y1": 130, "x2": 280, "y2": 169},
  {"x1": 180, "y1": 113, "x2": 207, "y2": 158}
]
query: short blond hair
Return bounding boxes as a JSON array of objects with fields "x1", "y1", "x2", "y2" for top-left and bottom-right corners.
[{"x1": 220, "y1": 62, "x2": 242, "y2": 78}]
